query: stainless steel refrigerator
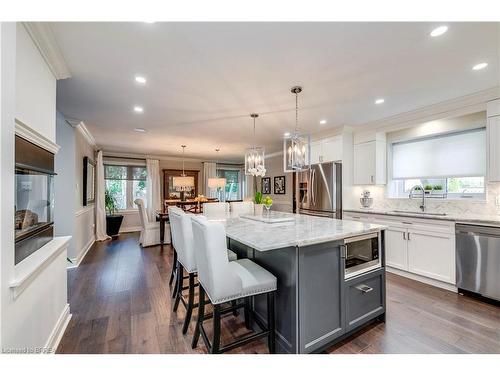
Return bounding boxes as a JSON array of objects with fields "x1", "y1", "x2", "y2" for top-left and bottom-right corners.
[{"x1": 295, "y1": 162, "x2": 342, "y2": 219}]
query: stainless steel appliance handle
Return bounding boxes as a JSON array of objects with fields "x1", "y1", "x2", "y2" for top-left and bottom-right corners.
[
  {"x1": 340, "y1": 245, "x2": 346, "y2": 259},
  {"x1": 355, "y1": 284, "x2": 374, "y2": 293},
  {"x1": 311, "y1": 168, "x2": 316, "y2": 206},
  {"x1": 344, "y1": 231, "x2": 378, "y2": 244}
]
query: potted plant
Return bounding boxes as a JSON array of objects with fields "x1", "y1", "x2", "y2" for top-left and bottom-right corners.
[
  {"x1": 433, "y1": 184, "x2": 444, "y2": 194},
  {"x1": 254, "y1": 191, "x2": 264, "y2": 216},
  {"x1": 424, "y1": 184, "x2": 434, "y2": 194},
  {"x1": 105, "y1": 189, "x2": 124, "y2": 238}
]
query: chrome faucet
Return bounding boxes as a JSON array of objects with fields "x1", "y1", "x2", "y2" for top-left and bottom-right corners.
[{"x1": 409, "y1": 185, "x2": 426, "y2": 212}]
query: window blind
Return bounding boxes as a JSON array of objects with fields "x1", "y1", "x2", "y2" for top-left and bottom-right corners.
[
  {"x1": 104, "y1": 165, "x2": 147, "y2": 181},
  {"x1": 392, "y1": 128, "x2": 486, "y2": 180}
]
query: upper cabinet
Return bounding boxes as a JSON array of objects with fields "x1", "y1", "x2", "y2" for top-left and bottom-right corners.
[
  {"x1": 353, "y1": 133, "x2": 386, "y2": 185},
  {"x1": 487, "y1": 99, "x2": 500, "y2": 182},
  {"x1": 310, "y1": 136, "x2": 343, "y2": 165}
]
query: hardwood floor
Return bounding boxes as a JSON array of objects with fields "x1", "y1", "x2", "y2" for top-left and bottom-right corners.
[{"x1": 57, "y1": 232, "x2": 500, "y2": 354}]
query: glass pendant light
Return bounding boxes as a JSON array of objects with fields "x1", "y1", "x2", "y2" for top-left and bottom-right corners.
[
  {"x1": 283, "y1": 86, "x2": 310, "y2": 172},
  {"x1": 244, "y1": 113, "x2": 266, "y2": 176},
  {"x1": 172, "y1": 145, "x2": 195, "y2": 198}
]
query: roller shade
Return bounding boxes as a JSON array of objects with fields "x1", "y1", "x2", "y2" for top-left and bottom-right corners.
[{"x1": 392, "y1": 128, "x2": 486, "y2": 180}]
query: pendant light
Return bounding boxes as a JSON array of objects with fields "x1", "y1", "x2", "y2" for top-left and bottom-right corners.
[
  {"x1": 245, "y1": 113, "x2": 266, "y2": 176},
  {"x1": 172, "y1": 145, "x2": 195, "y2": 196},
  {"x1": 208, "y1": 148, "x2": 227, "y2": 201},
  {"x1": 283, "y1": 86, "x2": 310, "y2": 172}
]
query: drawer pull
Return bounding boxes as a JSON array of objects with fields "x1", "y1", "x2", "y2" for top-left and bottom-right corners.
[{"x1": 355, "y1": 284, "x2": 374, "y2": 293}]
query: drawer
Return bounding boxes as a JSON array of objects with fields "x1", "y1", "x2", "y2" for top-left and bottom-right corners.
[{"x1": 345, "y1": 269, "x2": 385, "y2": 332}]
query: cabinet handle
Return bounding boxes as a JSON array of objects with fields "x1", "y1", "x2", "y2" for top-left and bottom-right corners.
[
  {"x1": 355, "y1": 284, "x2": 374, "y2": 293},
  {"x1": 403, "y1": 232, "x2": 406, "y2": 240},
  {"x1": 370, "y1": 175, "x2": 374, "y2": 183},
  {"x1": 407, "y1": 232, "x2": 411, "y2": 241}
]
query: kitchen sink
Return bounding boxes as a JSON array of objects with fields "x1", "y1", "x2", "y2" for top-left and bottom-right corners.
[{"x1": 389, "y1": 210, "x2": 447, "y2": 216}]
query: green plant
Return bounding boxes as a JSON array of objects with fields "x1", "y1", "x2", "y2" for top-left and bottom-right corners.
[
  {"x1": 254, "y1": 191, "x2": 263, "y2": 204},
  {"x1": 105, "y1": 189, "x2": 117, "y2": 215},
  {"x1": 414, "y1": 186, "x2": 422, "y2": 191},
  {"x1": 433, "y1": 184, "x2": 443, "y2": 191},
  {"x1": 424, "y1": 184, "x2": 434, "y2": 191}
]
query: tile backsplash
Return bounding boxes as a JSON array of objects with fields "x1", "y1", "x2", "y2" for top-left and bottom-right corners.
[{"x1": 346, "y1": 183, "x2": 500, "y2": 217}]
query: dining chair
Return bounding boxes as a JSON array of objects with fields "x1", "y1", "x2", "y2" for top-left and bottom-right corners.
[
  {"x1": 202, "y1": 202, "x2": 229, "y2": 216},
  {"x1": 229, "y1": 201, "x2": 254, "y2": 215},
  {"x1": 169, "y1": 208, "x2": 237, "y2": 334},
  {"x1": 135, "y1": 198, "x2": 169, "y2": 247},
  {"x1": 191, "y1": 216, "x2": 277, "y2": 354}
]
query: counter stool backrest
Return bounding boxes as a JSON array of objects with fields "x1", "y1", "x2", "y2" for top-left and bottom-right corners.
[
  {"x1": 168, "y1": 207, "x2": 197, "y2": 272},
  {"x1": 202, "y1": 202, "x2": 229, "y2": 216},
  {"x1": 230, "y1": 201, "x2": 254, "y2": 215}
]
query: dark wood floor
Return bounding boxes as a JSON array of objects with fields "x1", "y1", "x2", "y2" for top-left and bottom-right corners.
[{"x1": 57, "y1": 232, "x2": 500, "y2": 354}]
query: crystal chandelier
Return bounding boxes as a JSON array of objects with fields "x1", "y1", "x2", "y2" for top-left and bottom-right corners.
[
  {"x1": 283, "y1": 86, "x2": 310, "y2": 172},
  {"x1": 172, "y1": 145, "x2": 195, "y2": 193},
  {"x1": 245, "y1": 113, "x2": 266, "y2": 177}
]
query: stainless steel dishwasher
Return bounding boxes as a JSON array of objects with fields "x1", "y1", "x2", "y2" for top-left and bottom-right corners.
[{"x1": 456, "y1": 224, "x2": 500, "y2": 302}]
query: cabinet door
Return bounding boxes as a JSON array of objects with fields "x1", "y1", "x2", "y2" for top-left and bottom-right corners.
[
  {"x1": 321, "y1": 137, "x2": 342, "y2": 163},
  {"x1": 407, "y1": 230, "x2": 455, "y2": 283},
  {"x1": 310, "y1": 140, "x2": 322, "y2": 165},
  {"x1": 385, "y1": 227, "x2": 408, "y2": 270},
  {"x1": 353, "y1": 142, "x2": 376, "y2": 185},
  {"x1": 488, "y1": 116, "x2": 500, "y2": 182}
]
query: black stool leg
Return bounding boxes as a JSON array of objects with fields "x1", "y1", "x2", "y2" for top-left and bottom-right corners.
[
  {"x1": 191, "y1": 284, "x2": 205, "y2": 349},
  {"x1": 267, "y1": 291, "x2": 275, "y2": 354},
  {"x1": 244, "y1": 296, "x2": 253, "y2": 330},
  {"x1": 173, "y1": 262, "x2": 183, "y2": 311},
  {"x1": 169, "y1": 249, "x2": 177, "y2": 286},
  {"x1": 211, "y1": 304, "x2": 221, "y2": 354},
  {"x1": 182, "y1": 273, "x2": 196, "y2": 334}
]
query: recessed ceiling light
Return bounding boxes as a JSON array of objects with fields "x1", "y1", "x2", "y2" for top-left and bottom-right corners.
[
  {"x1": 472, "y1": 62, "x2": 488, "y2": 71},
  {"x1": 134, "y1": 128, "x2": 146, "y2": 133},
  {"x1": 135, "y1": 76, "x2": 147, "y2": 84},
  {"x1": 284, "y1": 132, "x2": 290, "y2": 137},
  {"x1": 375, "y1": 98, "x2": 385, "y2": 105},
  {"x1": 319, "y1": 119, "x2": 327, "y2": 125},
  {"x1": 144, "y1": 21, "x2": 156, "y2": 24},
  {"x1": 133, "y1": 106, "x2": 144, "y2": 113},
  {"x1": 430, "y1": 25, "x2": 448, "y2": 37}
]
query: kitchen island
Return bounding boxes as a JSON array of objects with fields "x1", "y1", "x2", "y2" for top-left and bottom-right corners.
[{"x1": 205, "y1": 211, "x2": 387, "y2": 354}]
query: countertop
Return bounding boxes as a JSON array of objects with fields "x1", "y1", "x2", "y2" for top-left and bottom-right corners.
[
  {"x1": 204, "y1": 211, "x2": 386, "y2": 252},
  {"x1": 344, "y1": 208, "x2": 500, "y2": 227}
]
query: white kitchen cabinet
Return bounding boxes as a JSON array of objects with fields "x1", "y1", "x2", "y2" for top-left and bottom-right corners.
[
  {"x1": 407, "y1": 229, "x2": 455, "y2": 284},
  {"x1": 310, "y1": 136, "x2": 342, "y2": 165},
  {"x1": 385, "y1": 227, "x2": 408, "y2": 270},
  {"x1": 487, "y1": 114, "x2": 500, "y2": 182},
  {"x1": 353, "y1": 140, "x2": 386, "y2": 185},
  {"x1": 310, "y1": 140, "x2": 322, "y2": 165}
]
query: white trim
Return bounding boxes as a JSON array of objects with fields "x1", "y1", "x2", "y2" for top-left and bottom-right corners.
[
  {"x1": 120, "y1": 226, "x2": 142, "y2": 233},
  {"x1": 75, "y1": 204, "x2": 95, "y2": 217},
  {"x1": 44, "y1": 303, "x2": 72, "y2": 353},
  {"x1": 71, "y1": 121, "x2": 97, "y2": 148},
  {"x1": 386, "y1": 266, "x2": 457, "y2": 292},
  {"x1": 15, "y1": 118, "x2": 60, "y2": 154},
  {"x1": 22, "y1": 22, "x2": 71, "y2": 80},
  {"x1": 10, "y1": 236, "x2": 71, "y2": 298},
  {"x1": 102, "y1": 150, "x2": 238, "y2": 165},
  {"x1": 68, "y1": 236, "x2": 95, "y2": 269}
]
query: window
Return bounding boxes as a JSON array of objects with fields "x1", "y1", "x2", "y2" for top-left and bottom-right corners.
[
  {"x1": 104, "y1": 164, "x2": 147, "y2": 209},
  {"x1": 390, "y1": 128, "x2": 486, "y2": 199},
  {"x1": 217, "y1": 168, "x2": 242, "y2": 201}
]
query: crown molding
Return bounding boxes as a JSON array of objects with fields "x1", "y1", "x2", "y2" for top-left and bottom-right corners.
[
  {"x1": 354, "y1": 86, "x2": 500, "y2": 135},
  {"x1": 15, "y1": 118, "x2": 61, "y2": 154},
  {"x1": 72, "y1": 121, "x2": 97, "y2": 149},
  {"x1": 101, "y1": 150, "x2": 240, "y2": 164},
  {"x1": 22, "y1": 22, "x2": 71, "y2": 80}
]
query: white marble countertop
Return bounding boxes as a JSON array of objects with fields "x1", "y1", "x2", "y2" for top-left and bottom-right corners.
[
  {"x1": 344, "y1": 208, "x2": 500, "y2": 227},
  {"x1": 204, "y1": 211, "x2": 386, "y2": 252}
]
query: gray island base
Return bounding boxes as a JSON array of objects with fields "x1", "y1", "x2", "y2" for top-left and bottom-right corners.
[{"x1": 206, "y1": 212, "x2": 387, "y2": 354}]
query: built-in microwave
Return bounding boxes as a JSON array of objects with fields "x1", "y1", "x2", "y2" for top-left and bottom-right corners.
[{"x1": 342, "y1": 232, "x2": 381, "y2": 279}]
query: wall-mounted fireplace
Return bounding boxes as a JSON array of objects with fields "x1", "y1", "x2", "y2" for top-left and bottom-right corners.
[{"x1": 15, "y1": 135, "x2": 55, "y2": 265}]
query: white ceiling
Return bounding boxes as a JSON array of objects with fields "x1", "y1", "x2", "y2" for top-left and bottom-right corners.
[{"x1": 52, "y1": 22, "x2": 499, "y2": 161}]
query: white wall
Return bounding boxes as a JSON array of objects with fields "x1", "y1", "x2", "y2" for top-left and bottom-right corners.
[{"x1": 259, "y1": 154, "x2": 294, "y2": 213}]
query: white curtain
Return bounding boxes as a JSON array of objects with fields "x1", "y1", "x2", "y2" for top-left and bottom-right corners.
[
  {"x1": 244, "y1": 174, "x2": 255, "y2": 199},
  {"x1": 203, "y1": 162, "x2": 217, "y2": 198},
  {"x1": 146, "y1": 159, "x2": 162, "y2": 221},
  {"x1": 95, "y1": 150, "x2": 110, "y2": 241}
]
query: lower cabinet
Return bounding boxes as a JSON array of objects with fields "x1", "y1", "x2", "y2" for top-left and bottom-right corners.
[{"x1": 385, "y1": 226, "x2": 408, "y2": 270}]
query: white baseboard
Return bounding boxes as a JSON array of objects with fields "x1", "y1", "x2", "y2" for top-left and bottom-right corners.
[
  {"x1": 44, "y1": 303, "x2": 71, "y2": 353},
  {"x1": 120, "y1": 226, "x2": 142, "y2": 233},
  {"x1": 68, "y1": 236, "x2": 95, "y2": 269},
  {"x1": 387, "y1": 267, "x2": 457, "y2": 292}
]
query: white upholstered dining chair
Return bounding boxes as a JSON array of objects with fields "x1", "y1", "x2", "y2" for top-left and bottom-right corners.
[
  {"x1": 229, "y1": 201, "x2": 254, "y2": 215},
  {"x1": 135, "y1": 198, "x2": 170, "y2": 247},
  {"x1": 202, "y1": 202, "x2": 229, "y2": 216}
]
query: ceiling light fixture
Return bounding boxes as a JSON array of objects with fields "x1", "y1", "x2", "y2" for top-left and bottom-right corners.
[
  {"x1": 375, "y1": 98, "x2": 385, "y2": 105},
  {"x1": 283, "y1": 132, "x2": 290, "y2": 137},
  {"x1": 135, "y1": 76, "x2": 147, "y2": 84},
  {"x1": 472, "y1": 62, "x2": 488, "y2": 71},
  {"x1": 319, "y1": 120, "x2": 327, "y2": 125},
  {"x1": 430, "y1": 25, "x2": 448, "y2": 37},
  {"x1": 133, "y1": 128, "x2": 146, "y2": 133},
  {"x1": 284, "y1": 86, "x2": 310, "y2": 172},
  {"x1": 245, "y1": 114, "x2": 266, "y2": 177},
  {"x1": 133, "y1": 106, "x2": 144, "y2": 113}
]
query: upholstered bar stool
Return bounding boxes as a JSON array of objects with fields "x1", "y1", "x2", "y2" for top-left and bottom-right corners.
[
  {"x1": 191, "y1": 216, "x2": 277, "y2": 354},
  {"x1": 229, "y1": 201, "x2": 254, "y2": 215},
  {"x1": 202, "y1": 202, "x2": 229, "y2": 216},
  {"x1": 169, "y1": 207, "x2": 237, "y2": 334}
]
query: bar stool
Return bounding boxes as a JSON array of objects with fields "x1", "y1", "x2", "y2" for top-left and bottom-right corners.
[
  {"x1": 191, "y1": 216, "x2": 277, "y2": 354},
  {"x1": 202, "y1": 202, "x2": 229, "y2": 216},
  {"x1": 229, "y1": 201, "x2": 254, "y2": 215},
  {"x1": 169, "y1": 208, "x2": 237, "y2": 334}
]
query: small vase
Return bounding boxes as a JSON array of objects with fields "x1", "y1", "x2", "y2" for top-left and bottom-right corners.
[{"x1": 254, "y1": 204, "x2": 264, "y2": 216}]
